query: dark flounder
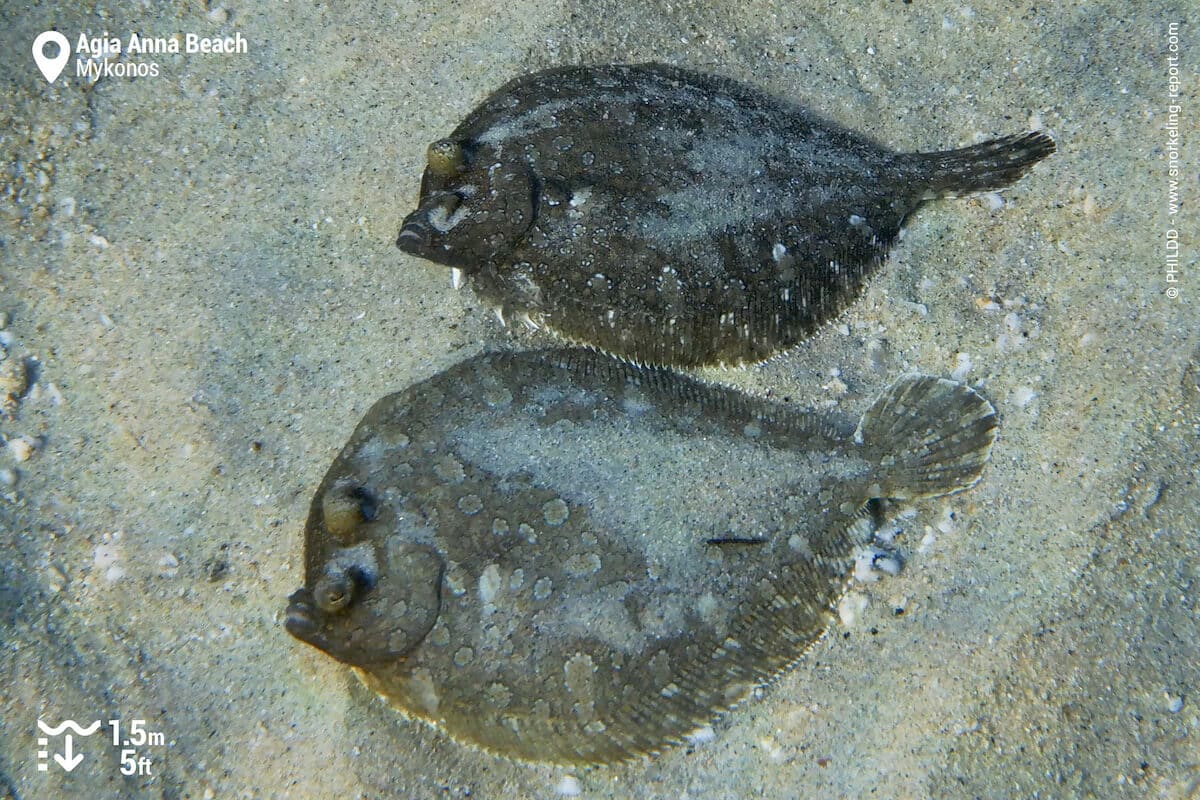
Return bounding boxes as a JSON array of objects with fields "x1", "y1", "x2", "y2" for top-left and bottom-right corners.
[
  {"x1": 286, "y1": 348, "x2": 997, "y2": 764},
  {"x1": 397, "y1": 63, "x2": 1055, "y2": 367}
]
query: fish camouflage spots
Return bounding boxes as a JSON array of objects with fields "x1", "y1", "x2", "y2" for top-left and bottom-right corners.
[
  {"x1": 286, "y1": 348, "x2": 997, "y2": 763},
  {"x1": 397, "y1": 63, "x2": 1055, "y2": 367}
]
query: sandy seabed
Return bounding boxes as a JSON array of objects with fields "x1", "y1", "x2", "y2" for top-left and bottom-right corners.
[{"x1": 1, "y1": 1, "x2": 1197, "y2": 798}]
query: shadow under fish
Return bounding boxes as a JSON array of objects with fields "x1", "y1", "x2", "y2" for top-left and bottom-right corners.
[{"x1": 286, "y1": 348, "x2": 996, "y2": 764}]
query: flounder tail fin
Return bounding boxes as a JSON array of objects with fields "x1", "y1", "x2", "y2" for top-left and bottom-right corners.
[
  {"x1": 858, "y1": 375, "x2": 998, "y2": 500},
  {"x1": 908, "y1": 130, "x2": 1056, "y2": 198}
]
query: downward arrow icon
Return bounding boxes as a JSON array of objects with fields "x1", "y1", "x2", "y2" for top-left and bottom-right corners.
[{"x1": 54, "y1": 734, "x2": 84, "y2": 772}]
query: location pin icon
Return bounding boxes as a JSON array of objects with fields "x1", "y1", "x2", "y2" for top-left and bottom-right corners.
[{"x1": 33, "y1": 31, "x2": 71, "y2": 84}]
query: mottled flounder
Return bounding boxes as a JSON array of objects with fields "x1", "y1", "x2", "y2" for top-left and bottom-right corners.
[
  {"x1": 397, "y1": 63, "x2": 1055, "y2": 366},
  {"x1": 286, "y1": 349, "x2": 997, "y2": 763}
]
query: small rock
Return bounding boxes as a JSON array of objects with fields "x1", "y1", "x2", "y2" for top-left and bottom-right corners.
[
  {"x1": 205, "y1": 555, "x2": 230, "y2": 582},
  {"x1": 46, "y1": 565, "x2": 67, "y2": 593},
  {"x1": 951, "y1": 352, "x2": 973, "y2": 381},
  {"x1": 1012, "y1": 386, "x2": 1038, "y2": 410},
  {"x1": 837, "y1": 591, "x2": 869, "y2": 627},
  {"x1": 7, "y1": 436, "x2": 35, "y2": 462},
  {"x1": 936, "y1": 507, "x2": 958, "y2": 535},
  {"x1": 871, "y1": 550, "x2": 903, "y2": 577},
  {"x1": 0, "y1": 357, "x2": 27, "y2": 416},
  {"x1": 554, "y1": 775, "x2": 581, "y2": 796},
  {"x1": 93, "y1": 544, "x2": 125, "y2": 583},
  {"x1": 918, "y1": 526, "x2": 937, "y2": 553},
  {"x1": 0, "y1": 467, "x2": 16, "y2": 486},
  {"x1": 158, "y1": 553, "x2": 181, "y2": 578},
  {"x1": 853, "y1": 548, "x2": 882, "y2": 583}
]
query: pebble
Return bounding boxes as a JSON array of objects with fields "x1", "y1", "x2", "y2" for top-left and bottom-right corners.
[
  {"x1": 0, "y1": 357, "x2": 27, "y2": 415},
  {"x1": 7, "y1": 436, "x2": 35, "y2": 462},
  {"x1": 853, "y1": 548, "x2": 883, "y2": 583},
  {"x1": 46, "y1": 565, "x2": 67, "y2": 593},
  {"x1": 158, "y1": 553, "x2": 181, "y2": 578},
  {"x1": 918, "y1": 527, "x2": 938, "y2": 554},
  {"x1": 935, "y1": 507, "x2": 958, "y2": 535},
  {"x1": 871, "y1": 550, "x2": 903, "y2": 577},
  {"x1": 1012, "y1": 386, "x2": 1038, "y2": 410},
  {"x1": 837, "y1": 591, "x2": 869, "y2": 627},
  {"x1": 0, "y1": 467, "x2": 16, "y2": 487},
  {"x1": 951, "y1": 353, "x2": 973, "y2": 381},
  {"x1": 554, "y1": 776, "x2": 581, "y2": 797},
  {"x1": 93, "y1": 544, "x2": 125, "y2": 583}
]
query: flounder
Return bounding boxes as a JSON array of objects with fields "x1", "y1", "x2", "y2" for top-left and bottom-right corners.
[
  {"x1": 396, "y1": 63, "x2": 1055, "y2": 367},
  {"x1": 286, "y1": 348, "x2": 997, "y2": 763}
]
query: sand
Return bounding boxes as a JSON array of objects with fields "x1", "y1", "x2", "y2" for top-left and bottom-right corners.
[{"x1": 1, "y1": 1, "x2": 1196, "y2": 797}]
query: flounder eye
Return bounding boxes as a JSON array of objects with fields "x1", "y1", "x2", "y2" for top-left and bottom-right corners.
[
  {"x1": 322, "y1": 481, "x2": 376, "y2": 543},
  {"x1": 314, "y1": 571, "x2": 355, "y2": 613},
  {"x1": 426, "y1": 139, "x2": 465, "y2": 177}
]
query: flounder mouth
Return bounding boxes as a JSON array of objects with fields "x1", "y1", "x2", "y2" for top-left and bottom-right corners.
[
  {"x1": 285, "y1": 587, "x2": 410, "y2": 668},
  {"x1": 396, "y1": 191, "x2": 472, "y2": 263},
  {"x1": 284, "y1": 587, "x2": 324, "y2": 641},
  {"x1": 285, "y1": 588, "x2": 354, "y2": 662},
  {"x1": 396, "y1": 212, "x2": 433, "y2": 250}
]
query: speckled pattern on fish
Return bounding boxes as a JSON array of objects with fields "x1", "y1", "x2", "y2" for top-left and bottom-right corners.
[
  {"x1": 285, "y1": 348, "x2": 997, "y2": 763},
  {"x1": 397, "y1": 63, "x2": 1055, "y2": 367}
]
